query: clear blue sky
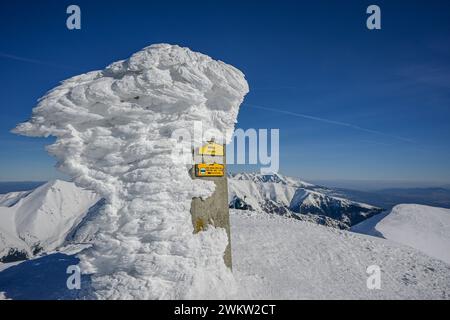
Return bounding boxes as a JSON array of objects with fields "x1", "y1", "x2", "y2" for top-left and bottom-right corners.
[{"x1": 1, "y1": 0, "x2": 450, "y2": 184}]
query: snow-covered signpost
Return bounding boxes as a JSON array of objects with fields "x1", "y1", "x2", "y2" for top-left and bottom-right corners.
[
  {"x1": 13, "y1": 44, "x2": 248, "y2": 299},
  {"x1": 191, "y1": 141, "x2": 232, "y2": 268}
]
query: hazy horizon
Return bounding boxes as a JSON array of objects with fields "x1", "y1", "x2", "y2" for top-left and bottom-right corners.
[{"x1": 1, "y1": 174, "x2": 449, "y2": 192}]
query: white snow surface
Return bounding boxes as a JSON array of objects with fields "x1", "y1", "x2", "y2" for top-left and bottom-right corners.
[
  {"x1": 352, "y1": 204, "x2": 450, "y2": 264},
  {"x1": 13, "y1": 44, "x2": 249, "y2": 299},
  {"x1": 0, "y1": 180, "x2": 98, "y2": 260},
  {"x1": 1, "y1": 185, "x2": 450, "y2": 299},
  {"x1": 231, "y1": 210, "x2": 450, "y2": 299}
]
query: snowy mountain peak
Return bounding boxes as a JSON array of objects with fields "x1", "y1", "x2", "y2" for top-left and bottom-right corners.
[
  {"x1": 14, "y1": 180, "x2": 77, "y2": 208},
  {"x1": 0, "y1": 180, "x2": 99, "y2": 262},
  {"x1": 228, "y1": 172, "x2": 382, "y2": 229},
  {"x1": 229, "y1": 172, "x2": 312, "y2": 188},
  {"x1": 40, "y1": 179, "x2": 73, "y2": 190}
]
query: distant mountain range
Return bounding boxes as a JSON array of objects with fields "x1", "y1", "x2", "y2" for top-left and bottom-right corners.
[
  {"x1": 331, "y1": 187, "x2": 450, "y2": 210},
  {"x1": 228, "y1": 173, "x2": 383, "y2": 229}
]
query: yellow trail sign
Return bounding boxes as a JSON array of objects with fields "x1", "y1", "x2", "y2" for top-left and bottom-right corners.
[
  {"x1": 199, "y1": 142, "x2": 224, "y2": 156},
  {"x1": 195, "y1": 163, "x2": 224, "y2": 177}
]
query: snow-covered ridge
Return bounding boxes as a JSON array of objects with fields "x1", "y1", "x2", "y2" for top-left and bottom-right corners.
[
  {"x1": 352, "y1": 204, "x2": 450, "y2": 264},
  {"x1": 228, "y1": 172, "x2": 382, "y2": 229},
  {"x1": 0, "y1": 180, "x2": 99, "y2": 262},
  {"x1": 0, "y1": 191, "x2": 32, "y2": 207},
  {"x1": 229, "y1": 172, "x2": 314, "y2": 187}
]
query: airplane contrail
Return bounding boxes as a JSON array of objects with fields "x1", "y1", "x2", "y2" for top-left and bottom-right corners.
[
  {"x1": 0, "y1": 52, "x2": 80, "y2": 71},
  {"x1": 243, "y1": 103, "x2": 414, "y2": 143},
  {"x1": 0, "y1": 53, "x2": 417, "y2": 144}
]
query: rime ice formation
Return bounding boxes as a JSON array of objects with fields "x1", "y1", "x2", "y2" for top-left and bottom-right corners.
[{"x1": 13, "y1": 44, "x2": 249, "y2": 299}]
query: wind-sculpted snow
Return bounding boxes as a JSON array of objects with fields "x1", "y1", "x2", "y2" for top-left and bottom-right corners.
[{"x1": 13, "y1": 44, "x2": 249, "y2": 299}]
